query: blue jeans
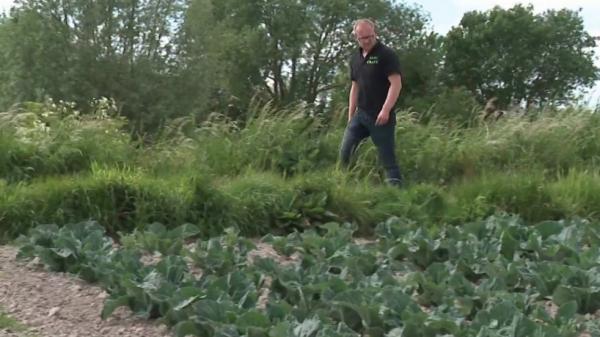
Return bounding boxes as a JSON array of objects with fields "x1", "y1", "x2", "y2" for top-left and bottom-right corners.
[{"x1": 339, "y1": 110, "x2": 402, "y2": 186}]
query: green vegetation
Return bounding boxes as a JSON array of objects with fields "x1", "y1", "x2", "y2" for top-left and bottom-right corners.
[
  {"x1": 0, "y1": 311, "x2": 22, "y2": 331},
  {"x1": 3, "y1": 102, "x2": 600, "y2": 240},
  {"x1": 0, "y1": 307, "x2": 36, "y2": 336},
  {"x1": 15, "y1": 217, "x2": 600, "y2": 337},
  {"x1": 2, "y1": 0, "x2": 599, "y2": 335},
  {"x1": 0, "y1": 1, "x2": 596, "y2": 130}
]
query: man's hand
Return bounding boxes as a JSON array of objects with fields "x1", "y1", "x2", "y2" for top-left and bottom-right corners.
[{"x1": 375, "y1": 110, "x2": 390, "y2": 125}]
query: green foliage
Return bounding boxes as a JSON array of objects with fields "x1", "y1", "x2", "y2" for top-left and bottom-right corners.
[
  {"x1": 186, "y1": 175, "x2": 237, "y2": 237},
  {"x1": 0, "y1": 98, "x2": 131, "y2": 182},
  {"x1": 394, "y1": 33, "x2": 445, "y2": 111},
  {"x1": 449, "y1": 172, "x2": 562, "y2": 223},
  {"x1": 547, "y1": 170, "x2": 600, "y2": 218},
  {"x1": 0, "y1": 0, "x2": 189, "y2": 131},
  {"x1": 4, "y1": 104, "x2": 600, "y2": 241},
  {"x1": 197, "y1": 0, "x2": 433, "y2": 107},
  {"x1": 0, "y1": 8, "x2": 73, "y2": 108},
  {"x1": 16, "y1": 215, "x2": 600, "y2": 336},
  {"x1": 1, "y1": 0, "x2": 598, "y2": 129},
  {"x1": 414, "y1": 87, "x2": 481, "y2": 125},
  {"x1": 220, "y1": 172, "x2": 295, "y2": 235},
  {"x1": 444, "y1": 5, "x2": 598, "y2": 107},
  {"x1": 16, "y1": 220, "x2": 114, "y2": 282},
  {"x1": 3, "y1": 101, "x2": 600, "y2": 240},
  {"x1": 0, "y1": 308, "x2": 34, "y2": 336},
  {"x1": 0, "y1": 0, "x2": 439, "y2": 128},
  {"x1": 120, "y1": 223, "x2": 201, "y2": 256},
  {"x1": 4, "y1": 2, "x2": 600, "y2": 333},
  {"x1": 0, "y1": 167, "x2": 191, "y2": 239},
  {"x1": 144, "y1": 103, "x2": 340, "y2": 178},
  {"x1": 188, "y1": 227, "x2": 255, "y2": 276}
]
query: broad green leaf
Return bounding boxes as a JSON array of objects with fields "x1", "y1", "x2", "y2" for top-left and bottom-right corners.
[
  {"x1": 50, "y1": 247, "x2": 74, "y2": 258},
  {"x1": 147, "y1": 222, "x2": 167, "y2": 235},
  {"x1": 140, "y1": 271, "x2": 161, "y2": 291},
  {"x1": 194, "y1": 300, "x2": 231, "y2": 323},
  {"x1": 269, "y1": 321, "x2": 293, "y2": 337},
  {"x1": 171, "y1": 223, "x2": 202, "y2": 239},
  {"x1": 500, "y1": 230, "x2": 518, "y2": 259},
  {"x1": 293, "y1": 317, "x2": 320, "y2": 337},
  {"x1": 385, "y1": 328, "x2": 403, "y2": 337},
  {"x1": 534, "y1": 221, "x2": 563, "y2": 239},
  {"x1": 173, "y1": 320, "x2": 200, "y2": 337},
  {"x1": 236, "y1": 310, "x2": 271, "y2": 328},
  {"x1": 101, "y1": 295, "x2": 130, "y2": 319},
  {"x1": 214, "y1": 325, "x2": 240, "y2": 337},
  {"x1": 552, "y1": 286, "x2": 586, "y2": 309},
  {"x1": 174, "y1": 295, "x2": 202, "y2": 311},
  {"x1": 172, "y1": 287, "x2": 206, "y2": 311},
  {"x1": 556, "y1": 300, "x2": 578, "y2": 322},
  {"x1": 266, "y1": 301, "x2": 293, "y2": 321}
]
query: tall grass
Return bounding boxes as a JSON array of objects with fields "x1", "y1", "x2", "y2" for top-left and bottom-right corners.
[
  {"x1": 142, "y1": 101, "x2": 340, "y2": 177},
  {"x1": 4, "y1": 100, "x2": 600, "y2": 185},
  {"x1": 458, "y1": 109, "x2": 600, "y2": 176},
  {"x1": 3, "y1": 101, "x2": 600, "y2": 239},
  {"x1": 547, "y1": 169, "x2": 600, "y2": 218},
  {"x1": 0, "y1": 165, "x2": 190, "y2": 239},
  {"x1": 0, "y1": 100, "x2": 133, "y2": 182},
  {"x1": 148, "y1": 106, "x2": 600, "y2": 185}
]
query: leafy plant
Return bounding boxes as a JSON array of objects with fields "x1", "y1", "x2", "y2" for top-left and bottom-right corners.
[
  {"x1": 120, "y1": 223, "x2": 201, "y2": 255},
  {"x1": 15, "y1": 215, "x2": 600, "y2": 336}
]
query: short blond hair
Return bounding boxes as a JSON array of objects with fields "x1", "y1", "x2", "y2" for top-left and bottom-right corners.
[{"x1": 353, "y1": 19, "x2": 376, "y2": 34}]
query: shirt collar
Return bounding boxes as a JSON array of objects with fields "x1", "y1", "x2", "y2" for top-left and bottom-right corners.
[{"x1": 359, "y1": 40, "x2": 382, "y2": 57}]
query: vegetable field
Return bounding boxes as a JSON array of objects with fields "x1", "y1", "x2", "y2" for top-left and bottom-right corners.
[
  {"x1": 15, "y1": 215, "x2": 600, "y2": 337},
  {"x1": 4, "y1": 101, "x2": 600, "y2": 336}
]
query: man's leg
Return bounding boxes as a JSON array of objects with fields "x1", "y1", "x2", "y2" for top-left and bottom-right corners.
[
  {"x1": 370, "y1": 121, "x2": 402, "y2": 186},
  {"x1": 339, "y1": 115, "x2": 370, "y2": 167}
]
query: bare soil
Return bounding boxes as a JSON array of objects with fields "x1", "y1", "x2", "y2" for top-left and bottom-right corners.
[{"x1": 0, "y1": 245, "x2": 171, "y2": 337}]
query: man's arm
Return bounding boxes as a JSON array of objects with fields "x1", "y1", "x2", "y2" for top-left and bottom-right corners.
[
  {"x1": 375, "y1": 74, "x2": 402, "y2": 126},
  {"x1": 348, "y1": 81, "x2": 359, "y2": 122}
]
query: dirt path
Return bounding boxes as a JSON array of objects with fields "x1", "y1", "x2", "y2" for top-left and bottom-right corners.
[{"x1": 0, "y1": 246, "x2": 171, "y2": 337}]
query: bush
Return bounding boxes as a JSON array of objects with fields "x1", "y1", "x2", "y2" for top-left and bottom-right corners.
[
  {"x1": 408, "y1": 87, "x2": 480, "y2": 126},
  {"x1": 449, "y1": 172, "x2": 563, "y2": 223},
  {"x1": 0, "y1": 98, "x2": 134, "y2": 182},
  {"x1": 547, "y1": 170, "x2": 600, "y2": 219},
  {"x1": 0, "y1": 167, "x2": 189, "y2": 239}
]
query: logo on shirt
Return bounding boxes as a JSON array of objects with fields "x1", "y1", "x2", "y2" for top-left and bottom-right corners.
[{"x1": 366, "y1": 56, "x2": 379, "y2": 65}]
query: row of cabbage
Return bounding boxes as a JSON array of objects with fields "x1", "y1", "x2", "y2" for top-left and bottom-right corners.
[{"x1": 15, "y1": 215, "x2": 600, "y2": 337}]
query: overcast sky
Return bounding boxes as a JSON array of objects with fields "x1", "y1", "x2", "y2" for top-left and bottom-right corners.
[{"x1": 1, "y1": 0, "x2": 598, "y2": 104}]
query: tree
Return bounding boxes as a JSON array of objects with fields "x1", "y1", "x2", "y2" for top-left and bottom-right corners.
[
  {"x1": 0, "y1": 0, "x2": 188, "y2": 131},
  {"x1": 181, "y1": 0, "x2": 435, "y2": 112},
  {"x1": 443, "y1": 5, "x2": 598, "y2": 108},
  {"x1": 0, "y1": 7, "x2": 74, "y2": 108},
  {"x1": 0, "y1": 0, "x2": 439, "y2": 127}
]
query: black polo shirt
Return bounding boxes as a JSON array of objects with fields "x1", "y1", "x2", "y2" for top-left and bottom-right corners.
[{"x1": 350, "y1": 40, "x2": 402, "y2": 116}]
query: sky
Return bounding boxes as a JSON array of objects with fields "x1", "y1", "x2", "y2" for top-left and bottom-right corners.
[{"x1": 1, "y1": 0, "x2": 599, "y2": 105}]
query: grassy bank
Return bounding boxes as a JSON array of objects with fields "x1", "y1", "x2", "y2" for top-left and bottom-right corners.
[
  {"x1": 4, "y1": 166, "x2": 600, "y2": 240},
  {"x1": 2, "y1": 102, "x2": 600, "y2": 239}
]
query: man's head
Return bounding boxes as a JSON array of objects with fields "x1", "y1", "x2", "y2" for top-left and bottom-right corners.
[{"x1": 353, "y1": 19, "x2": 377, "y2": 52}]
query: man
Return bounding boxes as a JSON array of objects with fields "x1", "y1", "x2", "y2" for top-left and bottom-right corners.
[{"x1": 339, "y1": 19, "x2": 403, "y2": 186}]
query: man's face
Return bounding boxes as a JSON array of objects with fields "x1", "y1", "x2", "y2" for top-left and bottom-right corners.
[{"x1": 354, "y1": 24, "x2": 376, "y2": 51}]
